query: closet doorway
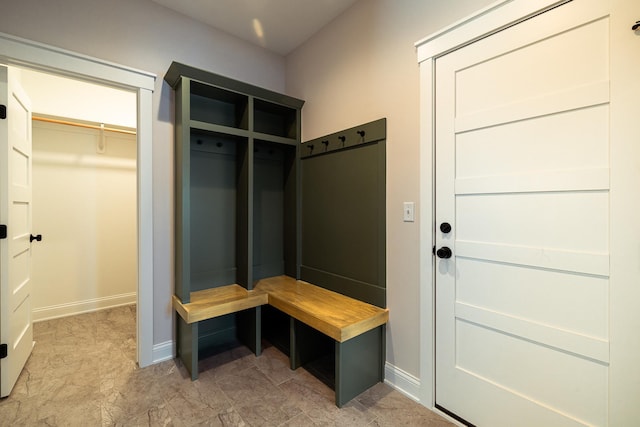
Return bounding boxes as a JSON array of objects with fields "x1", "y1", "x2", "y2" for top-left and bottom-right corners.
[{"x1": 21, "y1": 69, "x2": 138, "y2": 328}]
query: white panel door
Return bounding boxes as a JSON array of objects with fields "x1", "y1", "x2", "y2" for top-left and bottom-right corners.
[
  {"x1": 0, "y1": 65, "x2": 34, "y2": 397},
  {"x1": 435, "y1": 1, "x2": 611, "y2": 426}
]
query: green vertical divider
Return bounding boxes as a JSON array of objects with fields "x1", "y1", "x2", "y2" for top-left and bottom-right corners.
[
  {"x1": 177, "y1": 316, "x2": 199, "y2": 380},
  {"x1": 335, "y1": 326, "x2": 384, "y2": 407},
  {"x1": 236, "y1": 307, "x2": 261, "y2": 356},
  {"x1": 175, "y1": 77, "x2": 191, "y2": 304}
]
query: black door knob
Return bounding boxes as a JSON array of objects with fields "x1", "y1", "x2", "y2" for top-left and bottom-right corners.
[
  {"x1": 30, "y1": 234, "x2": 42, "y2": 242},
  {"x1": 436, "y1": 247, "x2": 452, "y2": 259},
  {"x1": 440, "y1": 222, "x2": 452, "y2": 233}
]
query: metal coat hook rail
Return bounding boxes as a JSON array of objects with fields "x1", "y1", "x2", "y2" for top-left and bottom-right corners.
[{"x1": 300, "y1": 118, "x2": 386, "y2": 159}]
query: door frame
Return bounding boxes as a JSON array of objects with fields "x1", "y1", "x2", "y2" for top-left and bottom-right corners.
[
  {"x1": 0, "y1": 31, "x2": 155, "y2": 367},
  {"x1": 416, "y1": 0, "x2": 640, "y2": 424}
]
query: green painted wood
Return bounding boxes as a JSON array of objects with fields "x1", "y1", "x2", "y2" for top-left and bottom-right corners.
[
  {"x1": 237, "y1": 137, "x2": 251, "y2": 289},
  {"x1": 164, "y1": 62, "x2": 304, "y2": 110},
  {"x1": 177, "y1": 316, "x2": 198, "y2": 380},
  {"x1": 299, "y1": 266, "x2": 386, "y2": 308},
  {"x1": 236, "y1": 307, "x2": 261, "y2": 356},
  {"x1": 175, "y1": 78, "x2": 191, "y2": 303},
  {"x1": 168, "y1": 62, "x2": 303, "y2": 378},
  {"x1": 335, "y1": 326, "x2": 384, "y2": 407},
  {"x1": 300, "y1": 118, "x2": 386, "y2": 159},
  {"x1": 300, "y1": 120, "x2": 386, "y2": 308},
  {"x1": 284, "y1": 144, "x2": 298, "y2": 279}
]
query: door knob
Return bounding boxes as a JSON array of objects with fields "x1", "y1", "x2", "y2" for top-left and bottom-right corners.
[
  {"x1": 436, "y1": 247, "x2": 452, "y2": 259},
  {"x1": 440, "y1": 222, "x2": 452, "y2": 233},
  {"x1": 30, "y1": 234, "x2": 42, "y2": 242}
]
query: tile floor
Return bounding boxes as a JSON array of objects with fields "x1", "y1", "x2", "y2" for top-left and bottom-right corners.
[{"x1": 0, "y1": 305, "x2": 454, "y2": 426}]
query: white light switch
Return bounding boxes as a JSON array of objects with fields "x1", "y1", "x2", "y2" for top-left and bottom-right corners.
[{"x1": 403, "y1": 202, "x2": 415, "y2": 222}]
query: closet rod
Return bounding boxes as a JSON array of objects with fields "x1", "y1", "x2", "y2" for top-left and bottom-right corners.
[{"x1": 32, "y1": 115, "x2": 137, "y2": 136}]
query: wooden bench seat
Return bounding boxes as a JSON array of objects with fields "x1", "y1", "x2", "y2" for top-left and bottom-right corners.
[
  {"x1": 172, "y1": 275, "x2": 389, "y2": 406},
  {"x1": 253, "y1": 275, "x2": 389, "y2": 342},
  {"x1": 172, "y1": 284, "x2": 268, "y2": 324},
  {"x1": 173, "y1": 276, "x2": 388, "y2": 341}
]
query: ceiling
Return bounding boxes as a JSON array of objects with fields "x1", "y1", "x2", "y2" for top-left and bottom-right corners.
[{"x1": 151, "y1": 0, "x2": 359, "y2": 55}]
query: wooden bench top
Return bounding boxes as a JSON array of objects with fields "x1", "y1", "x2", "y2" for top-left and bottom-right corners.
[
  {"x1": 173, "y1": 275, "x2": 389, "y2": 342},
  {"x1": 172, "y1": 284, "x2": 268, "y2": 324},
  {"x1": 254, "y1": 276, "x2": 389, "y2": 342}
]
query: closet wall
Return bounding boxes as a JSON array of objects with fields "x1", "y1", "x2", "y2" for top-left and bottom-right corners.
[{"x1": 21, "y1": 70, "x2": 138, "y2": 321}]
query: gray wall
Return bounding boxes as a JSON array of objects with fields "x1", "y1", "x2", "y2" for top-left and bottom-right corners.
[
  {"x1": 1, "y1": 0, "x2": 496, "y2": 387},
  {"x1": 0, "y1": 0, "x2": 286, "y2": 347},
  {"x1": 286, "y1": 0, "x2": 495, "y2": 378}
]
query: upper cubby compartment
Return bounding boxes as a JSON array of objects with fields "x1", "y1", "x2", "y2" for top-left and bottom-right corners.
[
  {"x1": 190, "y1": 80, "x2": 248, "y2": 130},
  {"x1": 254, "y1": 99, "x2": 297, "y2": 139},
  {"x1": 165, "y1": 61, "x2": 304, "y2": 145}
]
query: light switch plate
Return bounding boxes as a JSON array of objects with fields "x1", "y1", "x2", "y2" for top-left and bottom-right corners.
[{"x1": 403, "y1": 202, "x2": 415, "y2": 222}]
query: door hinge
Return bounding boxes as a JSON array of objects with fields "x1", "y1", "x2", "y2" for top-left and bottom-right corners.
[
  {"x1": 0, "y1": 344, "x2": 7, "y2": 359},
  {"x1": 0, "y1": 105, "x2": 5, "y2": 119},
  {"x1": 0, "y1": 224, "x2": 6, "y2": 239}
]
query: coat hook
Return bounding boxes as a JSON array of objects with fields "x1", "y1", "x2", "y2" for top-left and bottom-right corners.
[
  {"x1": 338, "y1": 136, "x2": 346, "y2": 144},
  {"x1": 321, "y1": 140, "x2": 329, "y2": 148},
  {"x1": 308, "y1": 143, "x2": 314, "y2": 152},
  {"x1": 633, "y1": 21, "x2": 640, "y2": 31},
  {"x1": 216, "y1": 142, "x2": 223, "y2": 148},
  {"x1": 357, "y1": 130, "x2": 365, "y2": 138}
]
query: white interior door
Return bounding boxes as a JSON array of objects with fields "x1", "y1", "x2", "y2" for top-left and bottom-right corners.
[
  {"x1": 434, "y1": 1, "x2": 611, "y2": 426},
  {"x1": 0, "y1": 65, "x2": 34, "y2": 397}
]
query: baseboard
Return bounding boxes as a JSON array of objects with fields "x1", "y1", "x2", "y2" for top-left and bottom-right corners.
[
  {"x1": 384, "y1": 362, "x2": 422, "y2": 403},
  {"x1": 32, "y1": 292, "x2": 136, "y2": 322},
  {"x1": 152, "y1": 340, "x2": 175, "y2": 363}
]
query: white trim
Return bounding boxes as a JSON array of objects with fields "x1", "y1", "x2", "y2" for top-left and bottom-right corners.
[
  {"x1": 0, "y1": 32, "x2": 154, "y2": 91},
  {"x1": 384, "y1": 362, "x2": 421, "y2": 403},
  {"x1": 0, "y1": 31, "x2": 156, "y2": 368},
  {"x1": 152, "y1": 340, "x2": 175, "y2": 364},
  {"x1": 418, "y1": 59, "x2": 435, "y2": 407},
  {"x1": 32, "y1": 294, "x2": 136, "y2": 322},
  {"x1": 136, "y1": 87, "x2": 154, "y2": 368},
  {"x1": 415, "y1": 0, "x2": 570, "y2": 62}
]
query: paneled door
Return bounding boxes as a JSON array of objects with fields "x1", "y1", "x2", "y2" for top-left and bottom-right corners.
[
  {"x1": 434, "y1": 1, "x2": 611, "y2": 425},
  {"x1": 0, "y1": 65, "x2": 34, "y2": 397}
]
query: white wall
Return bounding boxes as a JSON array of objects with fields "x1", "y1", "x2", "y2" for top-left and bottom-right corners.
[
  {"x1": 21, "y1": 70, "x2": 137, "y2": 128},
  {"x1": 0, "y1": 0, "x2": 287, "y2": 346},
  {"x1": 285, "y1": 0, "x2": 495, "y2": 384},
  {"x1": 32, "y1": 121, "x2": 137, "y2": 320}
]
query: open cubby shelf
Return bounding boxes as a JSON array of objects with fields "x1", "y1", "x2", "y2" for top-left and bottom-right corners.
[{"x1": 166, "y1": 61, "x2": 304, "y2": 359}]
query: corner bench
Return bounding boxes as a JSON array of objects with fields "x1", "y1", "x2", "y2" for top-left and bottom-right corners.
[{"x1": 173, "y1": 275, "x2": 389, "y2": 407}]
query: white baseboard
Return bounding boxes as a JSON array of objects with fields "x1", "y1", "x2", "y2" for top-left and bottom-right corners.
[
  {"x1": 32, "y1": 292, "x2": 136, "y2": 322},
  {"x1": 384, "y1": 362, "x2": 422, "y2": 403},
  {"x1": 152, "y1": 340, "x2": 175, "y2": 363}
]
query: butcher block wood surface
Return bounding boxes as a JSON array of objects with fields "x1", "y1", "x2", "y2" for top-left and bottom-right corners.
[
  {"x1": 173, "y1": 284, "x2": 268, "y2": 324},
  {"x1": 254, "y1": 275, "x2": 389, "y2": 342},
  {"x1": 173, "y1": 275, "x2": 388, "y2": 342}
]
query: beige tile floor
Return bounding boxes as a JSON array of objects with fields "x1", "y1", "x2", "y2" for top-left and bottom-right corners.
[{"x1": 0, "y1": 305, "x2": 454, "y2": 426}]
